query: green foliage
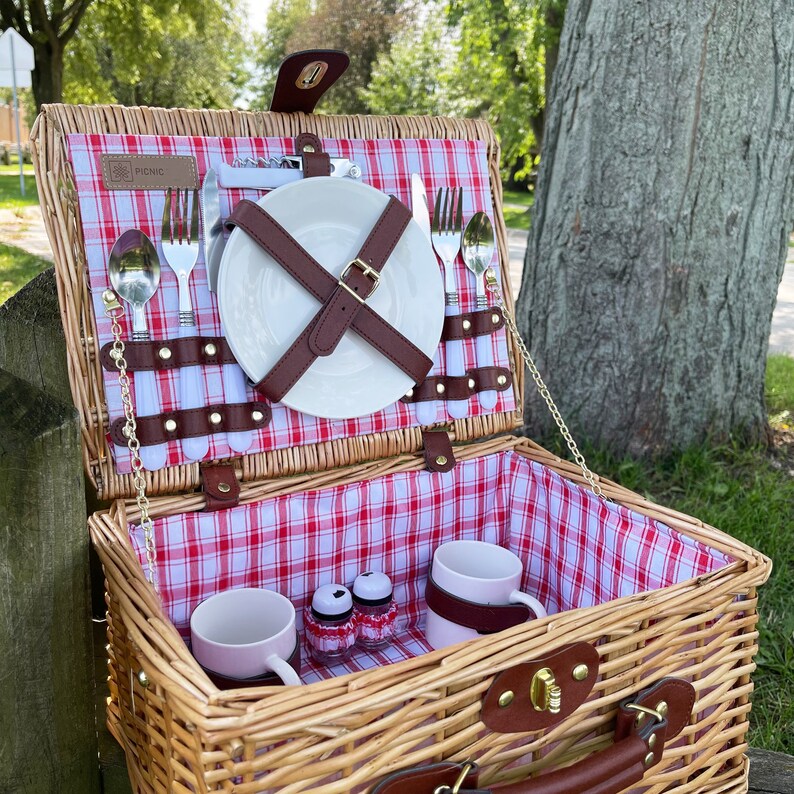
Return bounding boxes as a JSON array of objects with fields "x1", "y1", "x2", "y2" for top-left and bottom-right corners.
[
  {"x1": 0, "y1": 243, "x2": 50, "y2": 305},
  {"x1": 63, "y1": 0, "x2": 248, "y2": 108}
]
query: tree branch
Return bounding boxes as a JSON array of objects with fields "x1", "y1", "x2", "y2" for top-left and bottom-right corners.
[
  {"x1": 29, "y1": 0, "x2": 57, "y2": 46},
  {"x1": 0, "y1": 0, "x2": 31, "y2": 39},
  {"x1": 61, "y1": 0, "x2": 92, "y2": 42}
]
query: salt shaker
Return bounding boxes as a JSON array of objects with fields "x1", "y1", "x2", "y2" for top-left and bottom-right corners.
[
  {"x1": 352, "y1": 571, "x2": 398, "y2": 650},
  {"x1": 304, "y1": 584, "x2": 357, "y2": 665}
]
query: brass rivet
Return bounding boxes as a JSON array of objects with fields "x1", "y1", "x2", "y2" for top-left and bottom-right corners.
[
  {"x1": 497, "y1": 375, "x2": 507, "y2": 386},
  {"x1": 303, "y1": 143, "x2": 315, "y2": 153},
  {"x1": 217, "y1": 482, "x2": 231, "y2": 494},
  {"x1": 462, "y1": 319, "x2": 471, "y2": 331},
  {"x1": 405, "y1": 388, "x2": 414, "y2": 398},
  {"x1": 209, "y1": 411, "x2": 223, "y2": 425},
  {"x1": 634, "y1": 712, "x2": 646, "y2": 728},
  {"x1": 110, "y1": 348, "x2": 121, "y2": 361},
  {"x1": 203, "y1": 342, "x2": 217, "y2": 357},
  {"x1": 158, "y1": 346, "x2": 172, "y2": 360},
  {"x1": 436, "y1": 383, "x2": 445, "y2": 394},
  {"x1": 648, "y1": 733, "x2": 657, "y2": 749},
  {"x1": 644, "y1": 752, "x2": 655, "y2": 767},
  {"x1": 491, "y1": 313, "x2": 500, "y2": 324},
  {"x1": 468, "y1": 378, "x2": 475, "y2": 389},
  {"x1": 572, "y1": 664, "x2": 589, "y2": 681},
  {"x1": 435, "y1": 455, "x2": 447, "y2": 466},
  {"x1": 656, "y1": 701, "x2": 668, "y2": 719},
  {"x1": 122, "y1": 426, "x2": 132, "y2": 438},
  {"x1": 102, "y1": 289, "x2": 115, "y2": 303},
  {"x1": 164, "y1": 419, "x2": 177, "y2": 432},
  {"x1": 137, "y1": 670, "x2": 149, "y2": 688},
  {"x1": 498, "y1": 690, "x2": 515, "y2": 708},
  {"x1": 252, "y1": 409, "x2": 264, "y2": 423}
]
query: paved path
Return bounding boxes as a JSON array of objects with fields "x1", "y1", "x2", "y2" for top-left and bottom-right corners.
[
  {"x1": 1, "y1": 208, "x2": 791, "y2": 356},
  {"x1": 507, "y1": 229, "x2": 794, "y2": 356}
]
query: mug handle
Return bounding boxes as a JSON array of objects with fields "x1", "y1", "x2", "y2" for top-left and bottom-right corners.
[
  {"x1": 509, "y1": 590, "x2": 547, "y2": 620},
  {"x1": 265, "y1": 653, "x2": 302, "y2": 686}
]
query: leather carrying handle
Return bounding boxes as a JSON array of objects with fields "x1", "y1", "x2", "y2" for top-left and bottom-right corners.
[
  {"x1": 371, "y1": 678, "x2": 695, "y2": 794},
  {"x1": 269, "y1": 50, "x2": 350, "y2": 113}
]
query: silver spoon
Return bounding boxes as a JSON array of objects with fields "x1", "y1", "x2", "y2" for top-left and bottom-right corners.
[
  {"x1": 108, "y1": 229, "x2": 167, "y2": 470},
  {"x1": 462, "y1": 212, "x2": 498, "y2": 410}
]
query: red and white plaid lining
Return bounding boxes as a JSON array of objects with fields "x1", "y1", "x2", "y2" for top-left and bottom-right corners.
[
  {"x1": 128, "y1": 451, "x2": 734, "y2": 683},
  {"x1": 67, "y1": 133, "x2": 516, "y2": 474}
]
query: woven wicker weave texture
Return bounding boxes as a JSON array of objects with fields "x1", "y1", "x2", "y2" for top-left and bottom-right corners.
[{"x1": 31, "y1": 103, "x2": 772, "y2": 794}]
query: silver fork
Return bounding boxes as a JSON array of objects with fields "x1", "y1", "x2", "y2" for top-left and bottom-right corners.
[
  {"x1": 431, "y1": 186, "x2": 469, "y2": 419},
  {"x1": 161, "y1": 187, "x2": 209, "y2": 461}
]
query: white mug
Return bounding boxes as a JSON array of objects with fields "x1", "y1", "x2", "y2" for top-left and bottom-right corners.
[
  {"x1": 425, "y1": 540, "x2": 547, "y2": 650},
  {"x1": 190, "y1": 588, "x2": 302, "y2": 685}
]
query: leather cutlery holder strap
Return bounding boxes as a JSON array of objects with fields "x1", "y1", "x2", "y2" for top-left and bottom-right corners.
[
  {"x1": 99, "y1": 310, "x2": 506, "y2": 375},
  {"x1": 226, "y1": 197, "x2": 434, "y2": 403},
  {"x1": 402, "y1": 367, "x2": 512, "y2": 403},
  {"x1": 100, "y1": 335, "x2": 238, "y2": 372},
  {"x1": 109, "y1": 401, "x2": 271, "y2": 447}
]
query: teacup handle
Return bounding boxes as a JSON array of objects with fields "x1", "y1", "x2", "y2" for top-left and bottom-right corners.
[
  {"x1": 509, "y1": 590, "x2": 547, "y2": 620},
  {"x1": 265, "y1": 653, "x2": 302, "y2": 686}
]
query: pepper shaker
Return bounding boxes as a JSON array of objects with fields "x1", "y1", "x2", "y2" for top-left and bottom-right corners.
[
  {"x1": 353, "y1": 571, "x2": 398, "y2": 650},
  {"x1": 305, "y1": 584, "x2": 357, "y2": 665}
]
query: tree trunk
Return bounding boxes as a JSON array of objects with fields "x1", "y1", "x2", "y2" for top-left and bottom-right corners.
[
  {"x1": 518, "y1": 0, "x2": 794, "y2": 458},
  {"x1": 31, "y1": 41, "x2": 64, "y2": 110}
]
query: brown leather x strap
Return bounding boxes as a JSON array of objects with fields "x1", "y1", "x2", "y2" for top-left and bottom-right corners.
[{"x1": 226, "y1": 198, "x2": 433, "y2": 403}]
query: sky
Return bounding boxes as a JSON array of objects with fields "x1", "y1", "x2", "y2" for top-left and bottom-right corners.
[{"x1": 246, "y1": 0, "x2": 271, "y2": 35}]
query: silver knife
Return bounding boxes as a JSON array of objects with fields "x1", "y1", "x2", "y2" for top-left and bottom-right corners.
[
  {"x1": 411, "y1": 173, "x2": 439, "y2": 426},
  {"x1": 200, "y1": 167, "x2": 255, "y2": 454},
  {"x1": 411, "y1": 173, "x2": 432, "y2": 241},
  {"x1": 201, "y1": 168, "x2": 225, "y2": 293}
]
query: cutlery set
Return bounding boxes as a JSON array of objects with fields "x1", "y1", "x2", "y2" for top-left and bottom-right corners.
[{"x1": 107, "y1": 159, "x2": 503, "y2": 470}]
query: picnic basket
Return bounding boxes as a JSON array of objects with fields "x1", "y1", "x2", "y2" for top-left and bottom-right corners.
[{"x1": 30, "y1": 52, "x2": 771, "y2": 794}]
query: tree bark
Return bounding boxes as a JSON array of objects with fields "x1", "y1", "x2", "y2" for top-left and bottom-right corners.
[
  {"x1": 518, "y1": 0, "x2": 794, "y2": 457},
  {"x1": 31, "y1": 40, "x2": 64, "y2": 108}
]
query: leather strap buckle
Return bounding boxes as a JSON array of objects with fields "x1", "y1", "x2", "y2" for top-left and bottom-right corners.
[
  {"x1": 435, "y1": 761, "x2": 477, "y2": 794},
  {"x1": 339, "y1": 257, "x2": 380, "y2": 303}
]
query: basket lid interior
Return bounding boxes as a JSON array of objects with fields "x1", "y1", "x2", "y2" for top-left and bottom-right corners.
[{"x1": 31, "y1": 104, "x2": 523, "y2": 501}]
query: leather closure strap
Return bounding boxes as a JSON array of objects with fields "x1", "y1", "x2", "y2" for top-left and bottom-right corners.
[
  {"x1": 422, "y1": 430, "x2": 456, "y2": 472},
  {"x1": 372, "y1": 677, "x2": 695, "y2": 794},
  {"x1": 269, "y1": 50, "x2": 350, "y2": 114},
  {"x1": 403, "y1": 367, "x2": 512, "y2": 403},
  {"x1": 109, "y1": 401, "x2": 270, "y2": 447},
  {"x1": 226, "y1": 199, "x2": 433, "y2": 403},
  {"x1": 201, "y1": 463, "x2": 240, "y2": 512},
  {"x1": 100, "y1": 336, "x2": 238, "y2": 373},
  {"x1": 425, "y1": 575, "x2": 534, "y2": 633},
  {"x1": 443, "y1": 308, "x2": 504, "y2": 341},
  {"x1": 296, "y1": 132, "x2": 331, "y2": 177}
]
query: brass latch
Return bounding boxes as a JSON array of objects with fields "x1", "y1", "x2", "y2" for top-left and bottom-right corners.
[{"x1": 530, "y1": 667, "x2": 562, "y2": 714}]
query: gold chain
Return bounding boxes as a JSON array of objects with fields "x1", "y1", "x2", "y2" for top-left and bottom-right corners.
[
  {"x1": 102, "y1": 289, "x2": 159, "y2": 589},
  {"x1": 485, "y1": 269, "x2": 604, "y2": 499}
]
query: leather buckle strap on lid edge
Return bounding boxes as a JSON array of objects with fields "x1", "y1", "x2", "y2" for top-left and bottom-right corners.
[
  {"x1": 270, "y1": 50, "x2": 350, "y2": 114},
  {"x1": 226, "y1": 199, "x2": 433, "y2": 403}
]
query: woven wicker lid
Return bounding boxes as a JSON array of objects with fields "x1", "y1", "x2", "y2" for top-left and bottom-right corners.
[{"x1": 30, "y1": 103, "x2": 523, "y2": 501}]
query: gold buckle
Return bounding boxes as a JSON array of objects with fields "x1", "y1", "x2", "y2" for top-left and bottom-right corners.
[
  {"x1": 433, "y1": 761, "x2": 476, "y2": 794},
  {"x1": 338, "y1": 258, "x2": 380, "y2": 304},
  {"x1": 625, "y1": 703, "x2": 664, "y2": 723}
]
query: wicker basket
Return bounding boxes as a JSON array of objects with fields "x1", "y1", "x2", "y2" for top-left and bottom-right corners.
[{"x1": 30, "y1": 101, "x2": 771, "y2": 794}]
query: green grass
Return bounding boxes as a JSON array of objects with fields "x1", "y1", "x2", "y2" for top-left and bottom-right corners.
[
  {"x1": 766, "y1": 354, "x2": 794, "y2": 427},
  {"x1": 0, "y1": 242, "x2": 51, "y2": 304},
  {"x1": 0, "y1": 164, "x2": 35, "y2": 174},
  {"x1": 0, "y1": 172, "x2": 39, "y2": 208},
  {"x1": 502, "y1": 188, "x2": 534, "y2": 231}
]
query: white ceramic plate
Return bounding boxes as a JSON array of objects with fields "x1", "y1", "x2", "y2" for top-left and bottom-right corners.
[{"x1": 218, "y1": 178, "x2": 444, "y2": 419}]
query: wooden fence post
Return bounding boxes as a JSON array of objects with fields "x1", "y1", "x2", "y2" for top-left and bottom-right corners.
[{"x1": 0, "y1": 269, "x2": 101, "y2": 793}]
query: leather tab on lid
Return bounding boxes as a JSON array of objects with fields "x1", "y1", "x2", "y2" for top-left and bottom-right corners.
[
  {"x1": 296, "y1": 132, "x2": 331, "y2": 178},
  {"x1": 270, "y1": 50, "x2": 350, "y2": 114},
  {"x1": 422, "y1": 430, "x2": 456, "y2": 472},
  {"x1": 201, "y1": 463, "x2": 240, "y2": 512}
]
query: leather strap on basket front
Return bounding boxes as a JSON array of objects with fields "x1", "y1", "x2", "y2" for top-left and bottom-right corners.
[
  {"x1": 372, "y1": 678, "x2": 695, "y2": 794},
  {"x1": 226, "y1": 198, "x2": 433, "y2": 403}
]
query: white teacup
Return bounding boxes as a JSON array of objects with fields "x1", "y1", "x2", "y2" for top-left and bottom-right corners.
[
  {"x1": 425, "y1": 540, "x2": 547, "y2": 649},
  {"x1": 190, "y1": 588, "x2": 302, "y2": 685}
]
